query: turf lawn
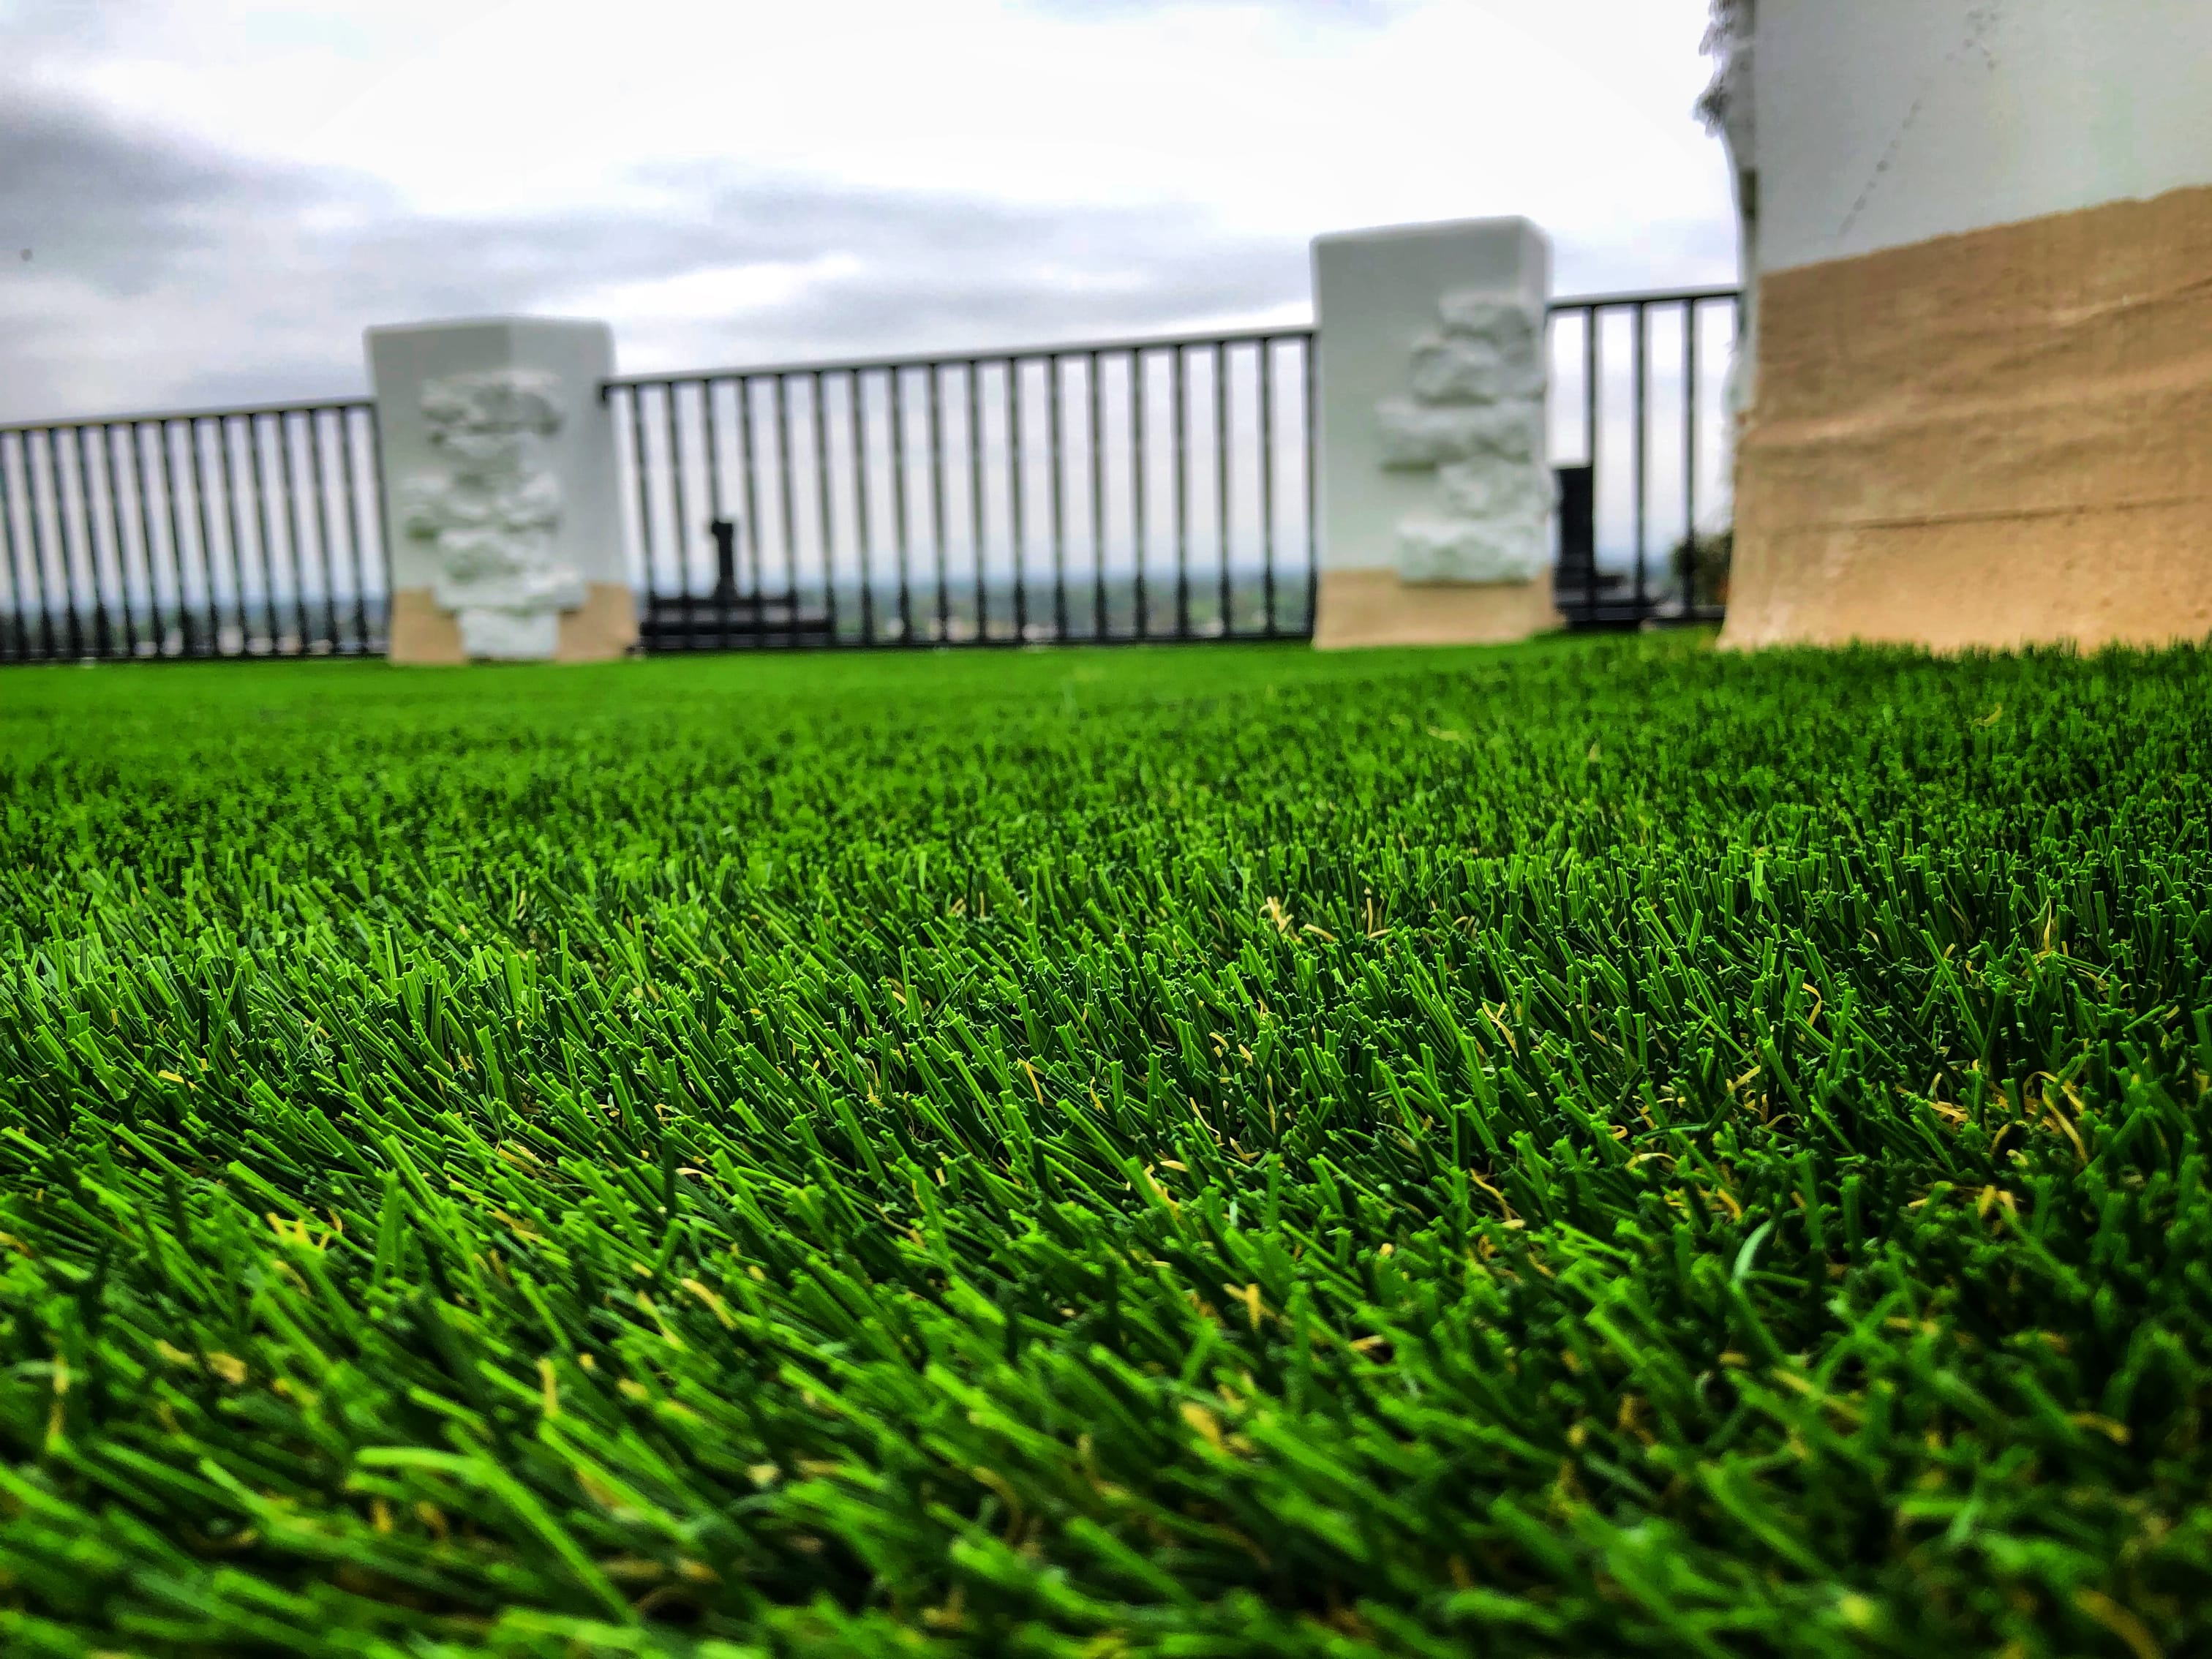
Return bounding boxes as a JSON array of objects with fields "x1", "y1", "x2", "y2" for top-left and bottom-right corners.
[{"x1": 2, "y1": 633, "x2": 2211, "y2": 1658}]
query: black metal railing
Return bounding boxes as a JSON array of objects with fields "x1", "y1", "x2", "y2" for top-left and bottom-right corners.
[
  {"x1": 609, "y1": 288, "x2": 1740, "y2": 652},
  {"x1": 0, "y1": 399, "x2": 386, "y2": 663},
  {"x1": 0, "y1": 284, "x2": 1740, "y2": 668},
  {"x1": 1547, "y1": 286, "x2": 1742, "y2": 626},
  {"x1": 606, "y1": 328, "x2": 1318, "y2": 650}
]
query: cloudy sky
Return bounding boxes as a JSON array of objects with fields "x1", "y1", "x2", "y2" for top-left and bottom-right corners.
[{"x1": 2, "y1": 0, "x2": 1734, "y2": 426}]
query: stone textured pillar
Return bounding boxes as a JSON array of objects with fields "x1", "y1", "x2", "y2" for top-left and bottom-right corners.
[
  {"x1": 366, "y1": 317, "x2": 636, "y2": 665},
  {"x1": 1311, "y1": 217, "x2": 1560, "y2": 650}
]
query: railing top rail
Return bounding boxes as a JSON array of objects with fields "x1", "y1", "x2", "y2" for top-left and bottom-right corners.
[
  {"x1": 0, "y1": 395, "x2": 374, "y2": 440},
  {"x1": 599, "y1": 285, "x2": 1742, "y2": 396},
  {"x1": 1549, "y1": 284, "x2": 1745, "y2": 312},
  {"x1": 601, "y1": 324, "x2": 1320, "y2": 394}
]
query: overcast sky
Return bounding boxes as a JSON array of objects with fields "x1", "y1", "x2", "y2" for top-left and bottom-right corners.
[{"x1": 2, "y1": 0, "x2": 1734, "y2": 425}]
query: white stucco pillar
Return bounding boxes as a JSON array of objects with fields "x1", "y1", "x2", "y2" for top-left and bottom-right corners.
[
  {"x1": 366, "y1": 317, "x2": 636, "y2": 665},
  {"x1": 1309, "y1": 217, "x2": 1560, "y2": 650}
]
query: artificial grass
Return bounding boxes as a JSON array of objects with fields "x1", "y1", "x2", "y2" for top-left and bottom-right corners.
[{"x1": 1, "y1": 633, "x2": 2209, "y2": 1658}]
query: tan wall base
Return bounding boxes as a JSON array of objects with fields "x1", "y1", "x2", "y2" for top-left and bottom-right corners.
[
  {"x1": 1725, "y1": 183, "x2": 2212, "y2": 652},
  {"x1": 557, "y1": 583, "x2": 640, "y2": 662},
  {"x1": 385, "y1": 582, "x2": 639, "y2": 666},
  {"x1": 385, "y1": 589, "x2": 466, "y2": 666},
  {"x1": 1312, "y1": 568, "x2": 1561, "y2": 651}
]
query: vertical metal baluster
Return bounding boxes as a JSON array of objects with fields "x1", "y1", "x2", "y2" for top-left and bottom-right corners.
[
  {"x1": 154, "y1": 423, "x2": 196, "y2": 656},
  {"x1": 1633, "y1": 301, "x2": 1649, "y2": 614},
  {"x1": 1683, "y1": 299, "x2": 1701, "y2": 613},
  {"x1": 132, "y1": 424, "x2": 174, "y2": 655},
  {"x1": 1215, "y1": 342, "x2": 1232, "y2": 636},
  {"x1": 129, "y1": 422, "x2": 166, "y2": 654},
  {"x1": 21, "y1": 434, "x2": 54, "y2": 656},
  {"x1": 362, "y1": 409, "x2": 391, "y2": 649},
  {"x1": 237, "y1": 415, "x2": 277, "y2": 648},
  {"x1": 35, "y1": 431, "x2": 67, "y2": 658},
  {"x1": 1260, "y1": 340, "x2": 1277, "y2": 637},
  {"x1": 663, "y1": 384, "x2": 695, "y2": 644},
  {"x1": 1131, "y1": 350, "x2": 1149, "y2": 639},
  {"x1": 1583, "y1": 309, "x2": 1600, "y2": 618},
  {"x1": 662, "y1": 383, "x2": 696, "y2": 650},
  {"x1": 24, "y1": 431, "x2": 54, "y2": 659},
  {"x1": 0, "y1": 441, "x2": 11, "y2": 661},
  {"x1": 98, "y1": 422, "x2": 141, "y2": 655},
  {"x1": 241, "y1": 413, "x2": 283, "y2": 649},
  {"x1": 625, "y1": 387, "x2": 660, "y2": 633},
  {"x1": 810, "y1": 372, "x2": 838, "y2": 645},
  {"x1": 334, "y1": 411, "x2": 368, "y2": 652},
  {"x1": 774, "y1": 376, "x2": 800, "y2": 647},
  {"x1": 889, "y1": 366, "x2": 914, "y2": 645},
  {"x1": 99, "y1": 424, "x2": 135, "y2": 655},
  {"x1": 276, "y1": 411, "x2": 315, "y2": 650},
  {"x1": 926, "y1": 365, "x2": 949, "y2": 645},
  {"x1": 1008, "y1": 359, "x2": 1027, "y2": 642},
  {"x1": 737, "y1": 377, "x2": 765, "y2": 650},
  {"x1": 1302, "y1": 337, "x2": 1317, "y2": 633},
  {"x1": 35, "y1": 432, "x2": 84, "y2": 657},
  {"x1": 40, "y1": 434, "x2": 62, "y2": 658},
  {"x1": 0, "y1": 437, "x2": 18, "y2": 661},
  {"x1": 59, "y1": 427, "x2": 97, "y2": 655},
  {"x1": 0, "y1": 436, "x2": 29, "y2": 660},
  {"x1": 1173, "y1": 344, "x2": 1189, "y2": 638},
  {"x1": 18, "y1": 437, "x2": 60, "y2": 659},
  {"x1": 849, "y1": 370, "x2": 875, "y2": 644},
  {"x1": 0, "y1": 437, "x2": 15, "y2": 659},
  {"x1": 198, "y1": 420, "x2": 237, "y2": 652},
  {"x1": 87, "y1": 427, "x2": 112, "y2": 655},
  {"x1": 192, "y1": 421, "x2": 227, "y2": 650},
  {"x1": 212, "y1": 417, "x2": 243, "y2": 647},
  {"x1": 71, "y1": 426, "x2": 115, "y2": 656},
  {"x1": 304, "y1": 412, "x2": 339, "y2": 649},
  {"x1": 967, "y1": 362, "x2": 987, "y2": 642},
  {"x1": 700, "y1": 377, "x2": 730, "y2": 650},
  {"x1": 56, "y1": 429, "x2": 82, "y2": 657},
  {"x1": 1088, "y1": 350, "x2": 1106, "y2": 641},
  {"x1": 99, "y1": 423, "x2": 143, "y2": 655},
  {"x1": 1047, "y1": 354, "x2": 1068, "y2": 641},
  {"x1": 308, "y1": 410, "x2": 341, "y2": 650},
  {"x1": 0, "y1": 442, "x2": 23, "y2": 663},
  {"x1": 266, "y1": 411, "x2": 298, "y2": 648},
  {"x1": 145, "y1": 424, "x2": 176, "y2": 655}
]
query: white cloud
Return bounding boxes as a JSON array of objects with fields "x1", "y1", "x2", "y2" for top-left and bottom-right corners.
[{"x1": 1, "y1": 0, "x2": 1734, "y2": 421}]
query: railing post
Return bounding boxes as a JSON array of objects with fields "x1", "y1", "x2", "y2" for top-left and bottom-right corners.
[
  {"x1": 1309, "y1": 217, "x2": 1561, "y2": 650},
  {"x1": 365, "y1": 317, "x2": 636, "y2": 664},
  {"x1": 710, "y1": 517, "x2": 740, "y2": 601}
]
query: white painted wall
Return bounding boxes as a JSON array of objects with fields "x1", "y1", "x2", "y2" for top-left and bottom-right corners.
[{"x1": 1750, "y1": 0, "x2": 2212, "y2": 274}]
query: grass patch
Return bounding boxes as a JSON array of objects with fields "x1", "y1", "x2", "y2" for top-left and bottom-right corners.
[{"x1": 1, "y1": 633, "x2": 2210, "y2": 1657}]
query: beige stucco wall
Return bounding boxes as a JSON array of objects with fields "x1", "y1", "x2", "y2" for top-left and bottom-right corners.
[
  {"x1": 1726, "y1": 185, "x2": 2212, "y2": 652},
  {"x1": 1720, "y1": 0, "x2": 2212, "y2": 652}
]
